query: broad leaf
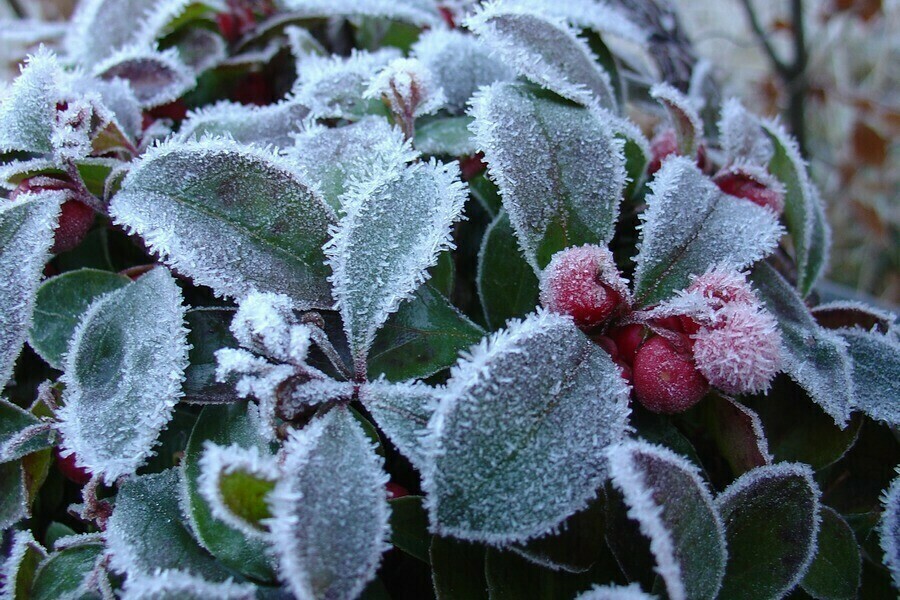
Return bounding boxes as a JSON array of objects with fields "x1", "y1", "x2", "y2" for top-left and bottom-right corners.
[
  {"x1": 633, "y1": 157, "x2": 783, "y2": 306},
  {"x1": 690, "y1": 394, "x2": 771, "y2": 476},
  {"x1": 110, "y1": 137, "x2": 335, "y2": 307},
  {"x1": 29, "y1": 541, "x2": 105, "y2": 600},
  {"x1": 0, "y1": 460, "x2": 27, "y2": 529},
  {"x1": 266, "y1": 407, "x2": 390, "y2": 600},
  {"x1": 94, "y1": 46, "x2": 196, "y2": 108},
  {"x1": 651, "y1": 83, "x2": 702, "y2": 157},
  {"x1": 423, "y1": 310, "x2": 631, "y2": 543},
  {"x1": 718, "y1": 98, "x2": 773, "y2": 166},
  {"x1": 465, "y1": 4, "x2": 617, "y2": 109},
  {"x1": 121, "y1": 570, "x2": 258, "y2": 600},
  {"x1": 477, "y1": 211, "x2": 540, "y2": 330},
  {"x1": 57, "y1": 267, "x2": 188, "y2": 483},
  {"x1": 0, "y1": 191, "x2": 62, "y2": 385},
  {"x1": 812, "y1": 300, "x2": 896, "y2": 333},
  {"x1": 751, "y1": 262, "x2": 855, "y2": 427},
  {"x1": 761, "y1": 118, "x2": 830, "y2": 296},
  {"x1": 106, "y1": 469, "x2": 237, "y2": 580},
  {"x1": 717, "y1": 463, "x2": 820, "y2": 599},
  {"x1": 182, "y1": 402, "x2": 276, "y2": 581},
  {"x1": 881, "y1": 471, "x2": 900, "y2": 589},
  {"x1": 367, "y1": 284, "x2": 485, "y2": 382},
  {"x1": 484, "y1": 547, "x2": 609, "y2": 599},
  {"x1": 801, "y1": 506, "x2": 861, "y2": 600},
  {"x1": 470, "y1": 82, "x2": 626, "y2": 271},
  {"x1": 177, "y1": 100, "x2": 310, "y2": 149},
  {"x1": 605, "y1": 440, "x2": 727, "y2": 600},
  {"x1": 174, "y1": 27, "x2": 228, "y2": 74},
  {"x1": 837, "y1": 327, "x2": 900, "y2": 426},
  {"x1": 360, "y1": 378, "x2": 435, "y2": 472},
  {"x1": 0, "y1": 530, "x2": 47, "y2": 600},
  {"x1": 501, "y1": 0, "x2": 648, "y2": 45},
  {"x1": 430, "y1": 537, "x2": 489, "y2": 600},
  {"x1": 0, "y1": 48, "x2": 60, "y2": 154},
  {"x1": 0, "y1": 397, "x2": 54, "y2": 462},
  {"x1": 389, "y1": 496, "x2": 430, "y2": 563},
  {"x1": 28, "y1": 268, "x2": 130, "y2": 370},
  {"x1": 414, "y1": 116, "x2": 477, "y2": 157},
  {"x1": 324, "y1": 143, "x2": 466, "y2": 368}
]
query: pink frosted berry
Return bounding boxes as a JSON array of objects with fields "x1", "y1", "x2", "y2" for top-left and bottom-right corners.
[
  {"x1": 692, "y1": 304, "x2": 782, "y2": 395},
  {"x1": 714, "y1": 169, "x2": 785, "y2": 214},
  {"x1": 539, "y1": 245, "x2": 630, "y2": 329},
  {"x1": 687, "y1": 267, "x2": 758, "y2": 311},
  {"x1": 633, "y1": 335, "x2": 709, "y2": 414}
]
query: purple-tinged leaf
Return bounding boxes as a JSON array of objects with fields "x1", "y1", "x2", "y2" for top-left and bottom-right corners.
[
  {"x1": 650, "y1": 83, "x2": 702, "y2": 157},
  {"x1": 93, "y1": 46, "x2": 195, "y2": 108},
  {"x1": 177, "y1": 100, "x2": 310, "y2": 149},
  {"x1": 838, "y1": 327, "x2": 900, "y2": 427},
  {"x1": 693, "y1": 394, "x2": 771, "y2": 476}
]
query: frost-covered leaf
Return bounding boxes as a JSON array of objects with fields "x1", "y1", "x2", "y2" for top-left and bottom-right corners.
[
  {"x1": 633, "y1": 157, "x2": 783, "y2": 306},
  {"x1": 198, "y1": 441, "x2": 278, "y2": 538},
  {"x1": 718, "y1": 98, "x2": 772, "y2": 166},
  {"x1": 0, "y1": 191, "x2": 62, "y2": 385},
  {"x1": 0, "y1": 460, "x2": 27, "y2": 530},
  {"x1": 838, "y1": 327, "x2": 900, "y2": 426},
  {"x1": 267, "y1": 407, "x2": 390, "y2": 600},
  {"x1": 28, "y1": 268, "x2": 130, "y2": 370},
  {"x1": 0, "y1": 397, "x2": 54, "y2": 463},
  {"x1": 801, "y1": 506, "x2": 861, "y2": 600},
  {"x1": 364, "y1": 57, "x2": 446, "y2": 120},
  {"x1": 28, "y1": 541, "x2": 105, "y2": 600},
  {"x1": 692, "y1": 393, "x2": 771, "y2": 476},
  {"x1": 176, "y1": 100, "x2": 310, "y2": 149},
  {"x1": 293, "y1": 49, "x2": 400, "y2": 119},
  {"x1": 430, "y1": 536, "x2": 489, "y2": 599},
  {"x1": 67, "y1": 74, "x2": 143, "y2": 142},
  {"x1": 284, "y1": 116, "x2": 398, "y2": 213},
  {"x1": 751, "y1": 262, "x2": 855, "y2": 427},
  {"x1": 484, "y1": 547, "x2": 608, "y2": 599},
  {"x1": 477, "y1": 211, "x2": 540, "y2": 330},
  {"x1": 605, "y1": 440, "x2": 726, "y2": 600},
  {"x1": 881, "y1": 472, "x2": 900, "y2": 590},
  {"x1": 470, "y1": 82, "x2": 626, "y2": 271},
  {"x1": 411, "y1": 29, "x2": 515, "y2": 115},
  {"x1": 503, "y1": 0, "x2": 648, "y2": 44},
  {"x1": 360, "y1": 378, "x2": 435, "y2": 471},
  {"x1": 414, "y1": 116, "x2": 477, "y2": 157},
  {"x1": 182, "y1": 402, "x2": 276, "y2": 581},
  {"x1": 812, "y1": 300, "x2": 897, "y2": 334},
  {"x1": 324, "y1": 144, "x2": 466, "y2": 368},
  {"x1": 183, "y1": 308, "x2": 239, "y2": 404},
  {"x1": 650, "y1": 83, "x2": 702, "y2": 157},
  {"x1": 93, "y1": 46, "x2": 196, "y2": 108},
  {"x1": 57, "y1": 267, "x2": 188, "y2": 483},
  {"x1": 0, "y1": 48, "x2": 61, "y2": 154},
  {"x1": 107, "y1": 469, "x2": 237, "y2": 580},
  {"x1": 110, "y1": 137, "x2": 335, "y2": 307},
  {"x1": 465, "y1": 3, "x2": 617, "y2": 109},
  {"x1": 367, "y1": 284, "x2": 485, "y2": 382},
  {"x1": 121, "y1": 570, "x2": 257, "y2": 600},
  {"x1": 174, "y1": 28, "x2": 228, "y2": 74},
  {"x1": 423, "y1": 310, "x2": 631, "y2": 543},
  {"x1": 575, "y1": 584, "x2": 656, "y2": 600},
  {"x1": 717, "y1": 463, "x2": 820, "y2": 600},
  {"x1": 761, "y1": 118, "x2": 830, "y2": 296},
  {"x1": 279, "y1": 0, "x2": 443, "y2": 27},
  {"x1": 0, "y1": 530, "x2": 46, "y2": 600},
  {"x1": 389, "y1": 495, "x2": 430, "y2": 563}
]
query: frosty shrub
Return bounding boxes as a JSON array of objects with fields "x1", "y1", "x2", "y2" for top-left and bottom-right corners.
[{"x1": 0, "y1": 0, "x2": 898, "y2": 598}]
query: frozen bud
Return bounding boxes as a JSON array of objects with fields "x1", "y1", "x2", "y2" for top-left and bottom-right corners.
[
  {"x1": 714, "y1": 165, "x2": 785, "y2": 215},
  {"x1": 231, "y1": 292, "x2": 298, "y2": 361},
  {"x1": 633, "y1": 335, "x2": 709, "y2": 414},
  {"x1": 692, "y1": 303, "x2": 782, "y2": 395},
  {"x1": 52, "y1": 97, "x2": 107, "y2": 160},
  {"x1": 365, "y1": 58, "x2": 445, "y2": 136},
  {"x1": 539, "y1": 245, "x2": 631, "y2": 329},
  {"x1": 687, "y1": 266, "x2": 758, "y2": 311}
]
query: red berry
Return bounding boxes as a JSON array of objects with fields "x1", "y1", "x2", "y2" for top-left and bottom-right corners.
[
  {"x1": 678, "y1": 315, "x2": 701, "y2": 336},
  {"x1": 608, "y1": 324, "x2": 645, "y2": 366},
  {"x1": 386, "y1": 482, "x2": 409, "y2": 500},
  {"x1": 633, "y1": 335, "x2": 709, "y2": 414},
  {"x1": 647, "y1": 128, "x2": 678, "y2": 175},
  {"x1": 459, "y1": 154, "x2": 486, "y2": 180},
  {"x1": 52, "y1": 200, "x2": 95, "y2": 253},
  {"x1": 687, "y1": 267, "x2": 758, "y2": 310},
  {"x1": 714, "y1": 169, "x2": 784, "y2": 214},
  {"x1": 54, "y1": 447, "x2": 91, "y2": 486},
  {"x1": 539, "y1": 245, "x2": 630, "y2": 329},
  {"x1": 591, "y1": 334, "x2": 618, "y2": 358},
  {"x1": 653, "y1": 315, "x2": 684, "y2": 333},
  {"x1": 614, "y1": 357, "x2": 633, "y2": 383}
]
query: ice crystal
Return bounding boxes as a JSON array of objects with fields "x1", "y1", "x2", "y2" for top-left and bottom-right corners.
[
  {"x1": 0, "y1": 47, "x2": 61, "y2": 154},
  {"x1": 177, "y1": 100, "x2": 310, "y2": 149},
  {"x1": 838, "y1": 327, "x2": 900, "y2": 426},
  {"x1": 576, "y1": 584, "x2": 657, "y2": 600},
  {"x1": 718, "y1": 98, "x2": 772, "y2": 166},
  {"x1": 364, "y1": 57, "x2": 446, "y2": 119},
  {"x1": 121, "y1": 570, "x2": 258, "y2": 600},
  {"x1": 279, "y1": 0, "x2": 444, "y2": 27},
  {"x1": 50, "y1": 97, "x2": 103, "y2": 161},
  {"x1": 359, "y1": 377, "x2": 435, "y2": 472},
  {"x1": 229, "y1": 292, "x2": 311, "y2": 364},
  {"x1": 92, "y1": 45, "x2": 195, "y2": 108},
  {"x1": 504, "y1": 0, "x2": 648, "y2": 44},
  {"x1": 881, "y1": 471, "x2": 900, "y2": 590}
]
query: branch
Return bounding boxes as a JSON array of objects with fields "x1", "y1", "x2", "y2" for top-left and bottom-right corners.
[{"x1": 738, "y1": 0, "x2": 791, "y2": 77}]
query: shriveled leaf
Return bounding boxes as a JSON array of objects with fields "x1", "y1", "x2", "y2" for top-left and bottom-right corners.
[
  {"x1": 0, "y1": 191, "x2": 62, "y2": 385},
  {"x1": 605, "y1": 440, "x2": 726, "y2": 600},
  {"x1": 761, "y1": 118, "x2": 830, "y2": 296},
  {"x1": 367, "y1": 284, "x2": 485, "y2": 382},
  {"x1": 28, "y1": 268, "x2": 130, "y2": 370},
  {"x1": 751, "y1": 262, "x2": 855, "y2": 427},
  {"x1": 0, "y1": 398, "x2": 54, "y2": 462},
  {"x1": 106, "y1": 469, "x2": 236, "y2": 580},
  {"x1": 477, "y1": 211, "x2": 540, "y2": 330},
  {"x1": 182, "y1": 402, "x2": 275, "y2": 581},
  {"x1": 717, "y1": 463, "x2": 820, "y2": 600},
  {"x1": 94, "y1": 46, "x2": 195, "y2": 108},
  {"x1": 414, "y1": 116, "x2": 477, "y2": 157},
  {"x1": 177, "y1": 100, "x2": 310, "y2": 148},
  {"x1": 0, "y1": 530, "x2": 47, "y2": 600},
  {"x1": 29, "y1": 541, "x2": 104, "y2": 600},
  {"x1": 801, "y1": 506, "x2": 861, "y2": 600},
  {"x1": 650, "y1": 83, "x2": 702, "y2": 157},
  {"x1": 121, "y1": 570, "x2": 257, "y2": 600},
  {"x1": 266, "y1": 407, "x2": 390, "y2": 600},
  {"x1": 881, "y1": 472, "x2": 900, "y2": 590},
  {"x1": 470, "y1": 82, "x2": 626, "y2": 271},
  {"x1": 57, "y1": 267, "x2": 188, "y2": 483},
  {"x1": 110, "y1": 137, "x2": 335, "y2": 307},
  {"x1": 430, "y1": 537, "x2": 489, "y2": 600},
  {"x1": 279, "y1": 0, "x2": 443, "y2": 27},
  {"x1": 837, "y1": 327, "x2": 900, "y2": 426},
  {"x1": 0, "y1": 48, "x2": 61, "y2": 154},
  {"x1": 423, "y1": 310, "x2": 631, "y2": 543},
  {"x1": 633, "y1": 157, "x2": 783, "y2": 306},
  {"x1": 324, "y1": 141, "x2": 466, "y2": 367},
  {"x1": 466, "y1": 4, "x2": 616, "y2": 109},
  {"x1": 389, "y1": 496, "x2": 430, "y2": 563},
  {"x1": 360, "y1": 378, "x2": 434, "y2": 471}
]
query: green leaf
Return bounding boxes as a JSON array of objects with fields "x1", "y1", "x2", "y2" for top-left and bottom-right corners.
[
  {"x1": 429, "y1": 251, "x2": 456, "y2": 298},
  {"x1": 633, "y1": 158, "x2": 783, "y2": 306},
  {"x1": 28, "y1": 268, "x2": 130, "y2": 370},
  {"x1": 30, "y1": 542, "x2": 104, "y2": 600},
  {"x1": 651, "y1": 83, "x2": 702, "y2": 157},
  {"x1": 751, "y1": 262, "x2": 855, "y2": 427},
  {"x1": 605, "y1": 440, "x2": 727, "y2": 600},
  {"x1": 0, "y1": 459, "x2": 26, "y2": 529},
  {"x1": 360, "y1": 379, "x2": 433, "y2": 472},
  {"x1": 1, "y1": 530, "x2": 47, "y2": 600},
  {"x1": 183, "y1": 308, "x2": 239, "y2": 404},
  {"x1": 176, "y1": 100, "x2": 310, "y2": 149},
  {"x1": 414, "y1": 116, "x2": 476, "y2": 157},
  {"x1": 430, "y1": 537, "x2": 489, "y2": 600},
  {"x1": 801, "y1": 506, "x2": 861, "y2": 600},
  {"x1": 837, "y1": 327, "x2": 900, "y2": 426},
  {"x1": 761, "y1": 119, "x2": 830, "y2": 296},
  {"x1": 0, "y1": 48, "x2": 59, "y2": 154},
  {"x1": 106, "y1": 469, "x2": 238, "y2": 580},
  {"x1": 689, "y1": 393, "x2": 771, "y2": 476},
  {"x1": 389, "y1": 496, "x2": 430, "y2": 563},
  {"x1": 424, "y1": 310, "x2": 631, "y2": 543},
  {"x1": 220, "y1": 475, "x2": 274, "y2": 524},
  {"x1": 0, "y1": 191, "x2": 62, "y2": 385},
  {"x1": 477, "y1": 212, "x2": 540, "y2": 330},
  {"x1": 110, "y1": 137, "x2": 336, "y2": 308},
  {"x1": 470, "y1": 82, "x2": 626, "y2": 271},
  {"x1": 881, "y1": 472, "x2": 900, "y2": 590},
  {"x1": 0, "y1": 397, "x2": 54, "y2": 462},
  {"x1": 716, "y1": 463, "x2": 820, "y2": 600},
  {"x1": 368, "y1": 284, "x2": 484, "y2": 381},
  {"x1": 182, "y1": 402, "x2": 276, "y2": 581},
  {"x1": 484, "y1": 547, "x2": 606, "y2": 599},
  {"x1": 57, "y1": 267, "x2": 189, "y2": 482}
]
